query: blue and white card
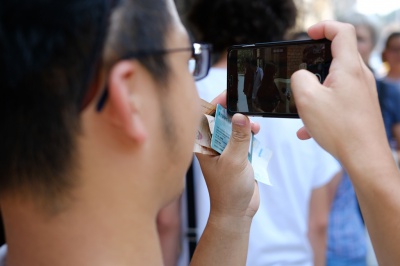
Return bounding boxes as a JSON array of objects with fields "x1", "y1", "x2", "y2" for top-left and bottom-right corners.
[{"x1": 211, "y1": 104, "x2": 272, "y2": 185}]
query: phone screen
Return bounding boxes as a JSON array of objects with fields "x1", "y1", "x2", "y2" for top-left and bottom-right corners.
[{"x1": 227, "y1": 39, "x2": 332, "y2": 117}]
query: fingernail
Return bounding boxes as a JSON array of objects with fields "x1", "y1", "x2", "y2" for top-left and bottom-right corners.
[{"x1": 233, "y1": 115, "x2": 246, "y2": 126}]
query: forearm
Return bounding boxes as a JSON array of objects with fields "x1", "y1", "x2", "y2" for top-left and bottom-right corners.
[
  {"x1": 308, "y1": 185, "x2": 331, "y2": 266},
  {"x1": 190, "y1": 213, "x2": 252, "y2": 266},
  {"x1": 309, "y1": 231, "x2": 326, "y2": 266},
  {"x1": 342, "y1": 143, "x2": 400, "y2": 265},
  {"x1": 192, "y1": 111, "x2": 258, "y2": 265}
]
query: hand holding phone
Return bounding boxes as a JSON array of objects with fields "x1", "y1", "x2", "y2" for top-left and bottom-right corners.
[{"x1": 227, "y1": 39, "x2": 332, "y2": 117}]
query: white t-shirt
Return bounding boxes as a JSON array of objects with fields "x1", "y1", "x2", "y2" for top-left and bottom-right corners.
[{"x1": 179, "y1": 67, "x2": 340, "y2": 266}]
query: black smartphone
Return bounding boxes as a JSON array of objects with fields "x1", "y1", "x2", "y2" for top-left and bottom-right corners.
[{"x1": 227, "y1": 39, "x2": 332, "y2": 117}]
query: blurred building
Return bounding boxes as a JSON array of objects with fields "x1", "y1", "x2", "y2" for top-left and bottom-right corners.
[{"x1": 292, "y1": 0, "x2": 334, "y2": 32}]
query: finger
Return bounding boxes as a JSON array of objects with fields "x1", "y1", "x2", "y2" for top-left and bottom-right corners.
[
  {"x1": 291, "y1": 69, "x2": 323, "y2": 111},
  {"x1": 222, "y1": 114, "x2": 252, "y2": 161},
  {"x1": 251, "y1": 122, "x2": 260, "y2": 135},
  {"x1": 195, "y1": 153, "x2": 217, "y2": 172},
  {"x1": 307, "y1": 21, "x2": 360, "y2": 70},
  {"x1": 296, "y1": 127, "x2": 312, "y2": 140},
  {"x1": 210, "y1": 90, "x2": 227, "y2": 108}
]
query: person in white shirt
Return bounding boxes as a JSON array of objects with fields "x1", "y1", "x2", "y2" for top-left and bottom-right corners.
[{"x1": 176, "y1": 0, "x2": 341, "y2": 265}]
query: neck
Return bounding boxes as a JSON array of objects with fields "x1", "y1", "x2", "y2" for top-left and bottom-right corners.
[
  {"x1": 1, "y1": 110, "x2": 167, "y2": 266},
  {"x1": 2, "y1": 186, "x2": 163, "y2": 266}
]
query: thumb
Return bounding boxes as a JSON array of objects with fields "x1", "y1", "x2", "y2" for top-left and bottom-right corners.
[
  {"x1": 222, "y1": 114, "x2": 252, "y2": 161},
  {"x1": 291, "y1": 69, "x2": 322, "y2": 102},
  {"x1": 291, "y1": 69, "x2": 324, "y2": 117}
]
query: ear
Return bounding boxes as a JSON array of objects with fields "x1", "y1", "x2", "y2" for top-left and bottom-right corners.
[{"x1": 105, "y1": 61, "x2": 147, "y2": 143}]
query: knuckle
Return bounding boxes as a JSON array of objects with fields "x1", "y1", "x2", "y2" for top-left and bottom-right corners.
[
  {"x1": 342, "y1": 23, "x2": 356, "y2": 35},
  {"x1": 231, "y1": 128, "x2": 250, "y2": 143}
]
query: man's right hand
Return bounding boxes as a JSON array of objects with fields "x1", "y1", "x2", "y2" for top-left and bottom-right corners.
[
  {"x1": 291, "y1": 21, "x2": 400, "y2": 266},
  {"x1": 291, "y1": 21, "x2": 388, "y2": 164}
]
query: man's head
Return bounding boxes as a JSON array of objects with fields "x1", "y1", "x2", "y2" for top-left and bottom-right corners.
[
  {"x1": 0, "y1": 0, "x2": 112, "y2": 205},
  {"x1": 338, "y1": 13, "x2": 378, "y2": 66},
  {"x1": 0, "y1": 0, "x2": 201, "y2": 212},
  {"x1": 250, "y1": 59, "x2": 258, "y2": 70},
  {"x1": 382, "y1": 32, "x2": 400, "y2": 72},
  {"x1": 187, "y1": 0, "x2": 297, "y2": 57},
  {"x1": 263, "y1": 62, "x2": 277, "y2": 77}
]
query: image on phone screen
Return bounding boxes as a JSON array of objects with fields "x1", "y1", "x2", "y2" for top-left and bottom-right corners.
[{"x1": 227, "y1": 39, "x2": 332, "y2": 117}]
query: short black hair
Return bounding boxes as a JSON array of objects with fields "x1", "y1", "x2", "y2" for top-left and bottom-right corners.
[
  {"x1": 104, "y1": 0, "x2": 171, "y2": 82},
  {"x1": 264, "y1": 61, "x2": 277, "y2": 74},
  {"x1": 187, "y1": 0, "x2": 297, "y2": 55},
  {"x1": 385, "y1": 32, "x2": 400, "y2": 49},
  {"x1": 0, "y1": 0, "x2": 172, "y2": 207}
]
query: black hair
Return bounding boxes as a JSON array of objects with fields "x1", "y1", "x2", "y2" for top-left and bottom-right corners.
[
  {"x1": 0, "y1": 0, "x2": 172, "y2": 206},
  {"x1": 264, "y1": 61, "x2": 277, "y2": 74},
  {"x1": 104, "y1": 0, "x2": 171, "y2": 82},
  {"x1": 385, "y1": 32, "x2": 400, "y2": 49},
  {"x1": 187, "y1": 0, "x2": 297, "y2": 55}
]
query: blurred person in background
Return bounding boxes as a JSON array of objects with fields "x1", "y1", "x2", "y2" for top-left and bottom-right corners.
[
  {"x1": 339, "y1": 13, "x2": 379, "y2": 71},
  {"x1": 172, "y1": 0, "x2": 341, "y2": 265},
  {"x1": 323, "y1": 12, "x2": 380, "y2": 266},
  {"x1": 378, "y1": 32, "x2": 400, "y2": 166}
]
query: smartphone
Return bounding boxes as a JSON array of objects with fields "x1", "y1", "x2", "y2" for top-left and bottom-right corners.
[{"x1": 227, "y1": 39, "x2": 332, "y2": 117}]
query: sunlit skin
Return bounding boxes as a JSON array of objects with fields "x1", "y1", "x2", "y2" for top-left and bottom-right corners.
[{"x1": 292, "y1": 21, "x2": 400, "y2": 265}]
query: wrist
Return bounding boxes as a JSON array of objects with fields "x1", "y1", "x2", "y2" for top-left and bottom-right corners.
[
  {"x1": 340, "y1": 140, "x2": 398, "y2": 185},
  {"x1": 207, "y1": 210, "x2": 253, "y2": 235}
]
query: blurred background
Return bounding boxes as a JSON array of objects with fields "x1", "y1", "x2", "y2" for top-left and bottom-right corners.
[{"x1": 175, "y1": 0, "x2": 400, "y2": 77}]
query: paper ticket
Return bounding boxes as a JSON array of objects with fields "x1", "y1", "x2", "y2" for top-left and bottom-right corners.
[
  {"x1": 195, "y1": 101, "x2": 272, "y2": 186},
  {"x1": 194, "y1": 99, "x2": 218, "y2": 155},
  {"x1": 251, "y1": 138, "x2": 273, "y2": 186},
  {"x1": 200, "y1": 100, "x2": 216, "y2": 116}
]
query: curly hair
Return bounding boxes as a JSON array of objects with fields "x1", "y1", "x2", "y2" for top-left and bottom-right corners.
[{"x1": 187, "y1": 0, "x2": 297, "y2": 54}]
